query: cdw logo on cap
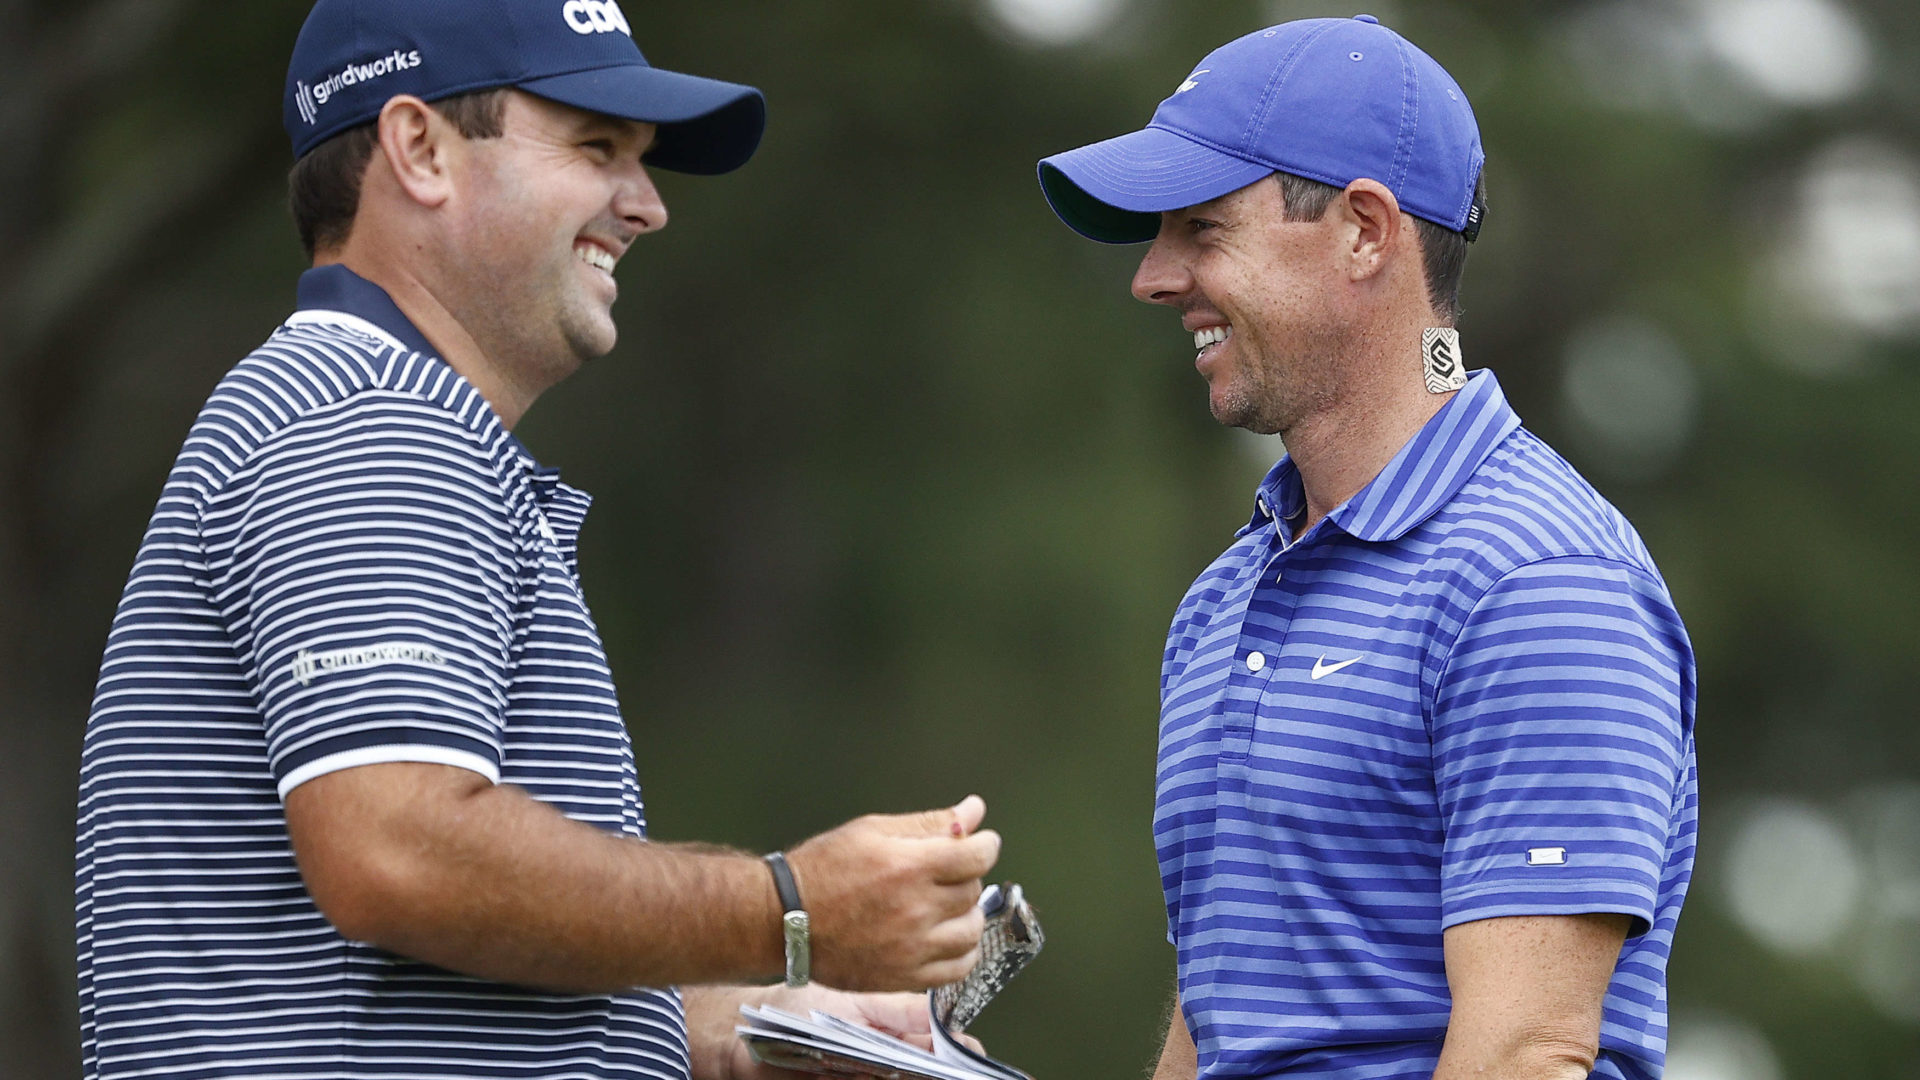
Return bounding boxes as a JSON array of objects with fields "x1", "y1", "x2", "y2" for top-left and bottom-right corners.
[{"x1": 563, "y1": 0, "x2": 630, "y2": 36}]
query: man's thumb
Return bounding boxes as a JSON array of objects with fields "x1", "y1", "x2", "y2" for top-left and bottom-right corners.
[
  {"x1": 884, "y1": 794, "x2": 988, "y2": 837},
  {"x1": 948, "y1": 794, "x2": 986, "y2": 837}
]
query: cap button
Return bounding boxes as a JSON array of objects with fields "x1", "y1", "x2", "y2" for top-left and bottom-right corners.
[{"x1": 1353, "y1": 13, "x2": 1380, "y2": 23}]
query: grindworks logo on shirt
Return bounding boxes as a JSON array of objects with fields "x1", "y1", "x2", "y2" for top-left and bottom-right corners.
[
  {"x1": 294, "y1": 49, "x2": 424, "y2": 126},
  {"x1": 290, "y1": 641, "x2": 450, "y2": 686}
]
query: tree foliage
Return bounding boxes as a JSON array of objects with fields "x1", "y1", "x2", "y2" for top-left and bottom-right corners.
[{"x1": 5, "y1": 1, "x2": 1919, "y2": 1075}]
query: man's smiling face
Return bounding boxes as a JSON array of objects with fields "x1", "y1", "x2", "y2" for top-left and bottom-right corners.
[
  {"x1": 442, "y1": 91, "x2": 666, "y2": 386},
  {"x1": 1129, "y1": 175, "x2": 1352, "y2": 436}
]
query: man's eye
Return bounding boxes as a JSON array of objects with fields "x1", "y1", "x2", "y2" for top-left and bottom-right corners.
[
  {"x1": 582, "y1": 139, "x2": 616, "y2": 158},
  {"x1": 1187, "y1": 218, "x2": 1220, "y2": 234}
]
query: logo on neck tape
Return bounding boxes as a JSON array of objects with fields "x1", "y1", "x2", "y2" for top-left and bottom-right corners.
[{"x1": 1422, "y1": 328, "x2": 1466, "y2": 394}]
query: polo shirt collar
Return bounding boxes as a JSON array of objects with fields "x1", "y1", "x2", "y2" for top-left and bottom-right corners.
[
  {"x1": 292, "y1": 263, "x2": 547, "y2": 470},
  {"x1": 1249, "y1": 369, "x2": 1522, "y2": 543},
  {"x1": 294, "y1": 263, "x2": 437, "y2": 357}
]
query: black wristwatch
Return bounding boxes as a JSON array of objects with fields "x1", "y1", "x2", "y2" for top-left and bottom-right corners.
[{"x1": 762, "y1": 852, "x2": 810, "y2": 987}]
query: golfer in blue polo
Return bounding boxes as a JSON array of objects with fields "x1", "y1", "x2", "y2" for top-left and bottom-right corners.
[{"x1": 1039, "y1": 16, "x2": 1696, "y2": 1080}]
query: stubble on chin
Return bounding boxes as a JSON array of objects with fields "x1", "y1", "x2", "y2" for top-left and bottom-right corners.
[
  {"x1": 1210, "y1": 390, "x2": 1269, "y2": 433},
  {"x1": 1208, "y1": 366, "x2": 1293, "y2": 436},
  {"x1": 1213, "y1": 325, "x2": 1348, "y2": 437}
]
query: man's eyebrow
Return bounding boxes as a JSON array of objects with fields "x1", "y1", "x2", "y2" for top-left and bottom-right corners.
[
  {"x1": 565, "y1": 112, "x2": 630, "y2": 136},
  {"x1": 566, "y1": 113, "x2": 659, "y2": 152},
  {"x1": 566, "y1": 113, "x2": 620, "y2": 136}
]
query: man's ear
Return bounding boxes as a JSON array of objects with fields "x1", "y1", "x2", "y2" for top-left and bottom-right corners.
[
  {"x1": 1338, "y1": 178, "x2": 1404, "y2": 284},
  {"x1": 374, "y1": 95, "x2": 455, "y2": 210}
]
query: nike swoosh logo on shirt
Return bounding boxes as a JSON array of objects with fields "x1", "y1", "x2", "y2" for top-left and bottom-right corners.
[{"x1": 1311, "y1": 655, "x2": 1365, "y2": 680}]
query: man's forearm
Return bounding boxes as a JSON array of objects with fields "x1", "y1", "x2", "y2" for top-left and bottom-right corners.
[
  {"x1": 291, "y1": 765, "x2": 782, "y2": 993},
  {"x1": 1150, "y1": 993, "x2": 1196, "y2": 1080},
  {"x1": 1430, "y1": 1027, "x2": 1598, "y2": 1080},
  {"x1": 1430, "y1": 913, "x2": 1629, "y2": 1080},
  {"x1": 288, "y1": 762, "x2": 998, "y2": 996}
]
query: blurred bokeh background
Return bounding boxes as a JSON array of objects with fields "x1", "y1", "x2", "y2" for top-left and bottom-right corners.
[{"x1": 4, "y1": 0, "x2": 1920, "y2": 1076}]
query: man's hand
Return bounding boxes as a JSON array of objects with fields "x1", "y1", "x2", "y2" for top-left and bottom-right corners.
[
  {"x1": 786, "y1": 795, "x2": 1001, "y2": 990},
  {"x1": 684, "y1": 983, "x2": 985, "y2": 1080}
]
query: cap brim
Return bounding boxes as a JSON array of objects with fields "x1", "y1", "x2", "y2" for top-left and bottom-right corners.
[
  {"x1": 519, "y1": 65, "x2": 766, "y2": 175},
  {"x1": 1038, "y1": 126, "x2": 1274, "y2": 244}
]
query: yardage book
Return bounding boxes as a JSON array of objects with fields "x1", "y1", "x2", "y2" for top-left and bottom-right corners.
[{"x1": 737, "y1": 883, "x2": 1044, "y2": 1080}]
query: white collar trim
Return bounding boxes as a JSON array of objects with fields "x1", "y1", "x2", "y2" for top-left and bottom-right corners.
[{"x1": 284, "y1": 308, "x2": 411, "y2": 353}]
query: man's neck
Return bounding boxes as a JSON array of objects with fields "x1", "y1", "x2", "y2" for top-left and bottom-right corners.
[
  {"x1": 1280, "y1": 333, "x2": 1455, "y2": 539},
  {"x1": 314, "y1": 249, "x2": 536, "y2": 430}
]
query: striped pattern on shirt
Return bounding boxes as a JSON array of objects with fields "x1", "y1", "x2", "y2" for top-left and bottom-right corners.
[
  {"x1": 1156, "y1": 370, "x2": 1697, "y2": 1080},
  {"x1": 77, "y1": 291, "x2": 686, "y2": 1079}
]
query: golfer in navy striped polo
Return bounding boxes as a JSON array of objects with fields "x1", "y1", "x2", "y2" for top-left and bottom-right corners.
[
  {"x1": 1039, "y1": 16, "x2": 1696, "y2": 1080},
  {"x1": 77, "y1": 3, "x2": 1002, "y2": 1079}
]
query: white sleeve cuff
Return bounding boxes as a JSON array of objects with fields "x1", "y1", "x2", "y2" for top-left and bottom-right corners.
[{"x1": 277, "y1": 744, "x2": 502, "y2": 800}]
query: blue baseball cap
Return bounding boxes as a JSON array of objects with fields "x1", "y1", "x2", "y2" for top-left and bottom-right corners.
[
  {"x1": 285, "y1": 0, "x2": 765, "y2": 174},
  {"x1": 1038, "y1": 15, "x2": 1484, "y2": 244}
]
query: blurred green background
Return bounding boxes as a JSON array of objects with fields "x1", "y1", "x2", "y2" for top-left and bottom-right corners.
[{"x1": 5, "y1": 0, "x2": 1920, "y2": 1076}]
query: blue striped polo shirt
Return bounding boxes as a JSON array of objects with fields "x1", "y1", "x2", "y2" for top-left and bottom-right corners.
[
  {"x1": 76, "y1": 265, "x2": 688, "y2": 1080},
  {"x1": 1156, "y1": 370, "x2": 1697, "y2": 1080}
]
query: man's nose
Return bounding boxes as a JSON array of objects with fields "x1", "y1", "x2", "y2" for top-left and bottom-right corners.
[
  {"x1": 1131, "y1": 225, "x2": 1188, "y2": 305},
  {"x1": 618, "y1": 163, "x2": 669, "y2": 235}
]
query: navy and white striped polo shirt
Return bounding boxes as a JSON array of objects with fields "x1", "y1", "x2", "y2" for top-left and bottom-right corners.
[
  {"x1": 77, "y1": 265, "x2": 688, "y2": 1079},
  {"x1": 1157, "y1": 370, "x2": 1697, "y2": 1080}
]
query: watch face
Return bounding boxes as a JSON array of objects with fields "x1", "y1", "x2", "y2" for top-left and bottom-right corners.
[{"x1": 783, "y1": 910, "x2": 812, "y2": 986}]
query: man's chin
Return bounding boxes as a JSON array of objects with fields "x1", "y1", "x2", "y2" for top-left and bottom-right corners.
[
  {"x1": 1207, "y1": 385, "x2": 1255, "y2": 429},
  {"x1": 564, "y1": 313, "x2": 619, "y2": 363},
  {"x1": 1208, "y1": 387, "x2": 1283, "y2": 436}
]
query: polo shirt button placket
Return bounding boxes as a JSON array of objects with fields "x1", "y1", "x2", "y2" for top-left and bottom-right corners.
[
  {"x1": 1250, "y1": 543, "x2": 1304, "y2": 756},
  {"x1": 1221, "y1": 546, "x2": 1294, "y2": 771}
]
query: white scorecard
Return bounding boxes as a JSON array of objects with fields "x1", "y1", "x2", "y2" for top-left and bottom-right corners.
[{"x1": 737, "y1": 883, "x2": 1044, "y2": 1080}]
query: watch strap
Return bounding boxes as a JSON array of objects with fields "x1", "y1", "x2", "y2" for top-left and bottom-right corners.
[
  {"x1": 763, "y1": 852, "x2": 810, "y2": 987},
  {"x1": 764, "y1": 852, "x2": 803, "y2": 914}
]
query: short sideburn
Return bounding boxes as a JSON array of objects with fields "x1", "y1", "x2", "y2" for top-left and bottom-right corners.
[
  {"x1": 287, "y1": 89, "x2": 511, "y2": 259},
  {"x1": 1273, "y1": 171, "x2": 1483, "y2": 326}
]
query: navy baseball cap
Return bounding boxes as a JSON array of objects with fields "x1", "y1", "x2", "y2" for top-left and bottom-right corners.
[
  {"x1": 285, "y1": 0, "x2": 765, "y2": 174},
  {"x1": 1038, "y1": 15, "x2": 1484, "y2": 244}
]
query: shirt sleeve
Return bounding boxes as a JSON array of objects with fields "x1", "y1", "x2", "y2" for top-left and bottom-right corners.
[
  {"x1": 205, "y1": 391, "x2": 521, "y2": 799},
  {"x1": 1431, "y1": 555, "x2": 1691, "y2": 936}
]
